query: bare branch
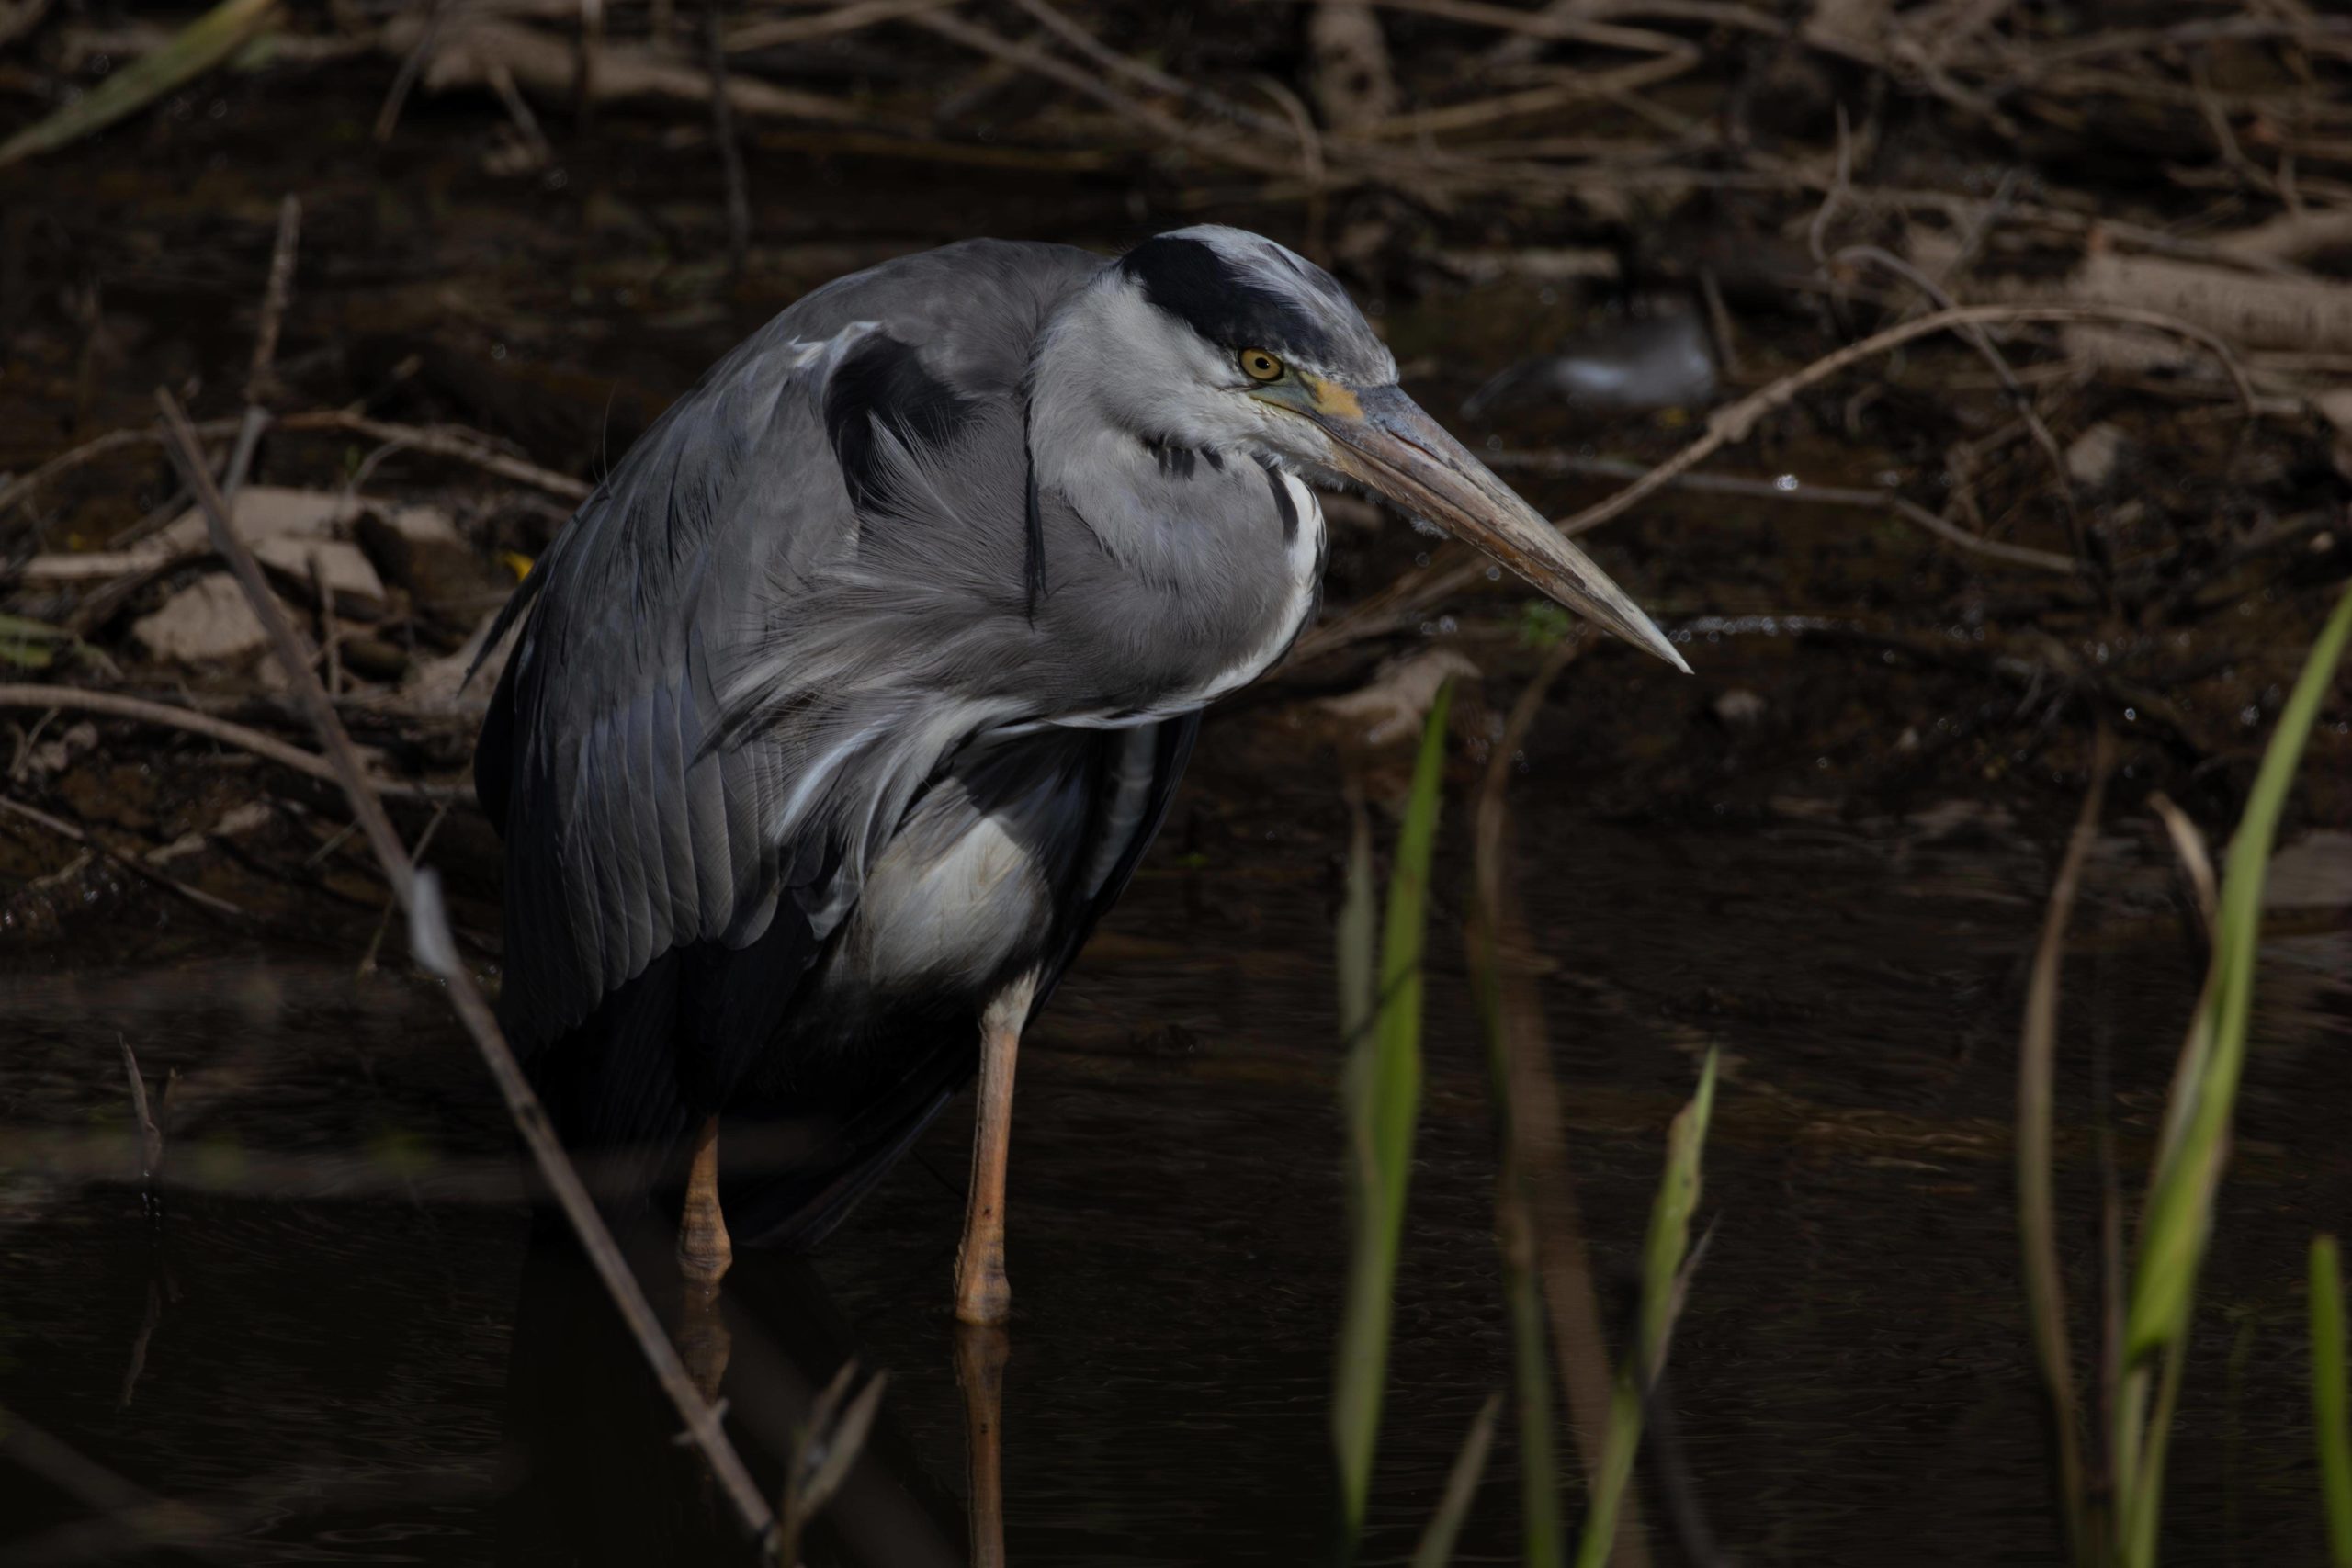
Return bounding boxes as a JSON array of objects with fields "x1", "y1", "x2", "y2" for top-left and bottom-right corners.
[{"x1": 150, "y1": 388, "x2": 778, "y2": 1551}]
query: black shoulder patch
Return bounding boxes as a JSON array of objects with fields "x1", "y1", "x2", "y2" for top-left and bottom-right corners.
[
  {"x1": 824, "y1": 334, "x2": 980, "y2": 512},
  {"x1": 1119, "y1": 235, "x2": 1337, "y2": 363}
]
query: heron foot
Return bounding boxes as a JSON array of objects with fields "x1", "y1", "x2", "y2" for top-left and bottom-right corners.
[{"x1": 679, "y1": 1113, "x2": 733, "y2": 1289}]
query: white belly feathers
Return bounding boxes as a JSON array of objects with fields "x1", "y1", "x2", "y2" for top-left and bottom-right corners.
[{"x1": 842, "y1": 807, "x2": 1043, "y2": 992}]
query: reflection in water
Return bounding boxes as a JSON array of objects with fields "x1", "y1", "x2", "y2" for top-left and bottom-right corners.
[
  {"x1": 497, "y1": 1216, "x2": 966, "y2": 1567},
  {"x1": 954, "y1": 1326, "x2": 1008, "y2": 1568},
  {"x1": 676, "y1": 1276, "x2": 731, "y2": 1427}
]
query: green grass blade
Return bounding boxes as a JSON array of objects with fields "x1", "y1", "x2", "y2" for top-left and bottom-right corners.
[
  {"x1": 1640, "y1": 1050, "x2": 1718, "y2": 1377},
  {"x1": 0, "y1": 611, "x2": 91, "y2": 671},
  {"x1": 1574, "y1": 1048, "x2": 1719, "y2": 1568},
  {"x1": 1339, "y1": 799, "x2": 1377, "y2": 1053},
  {"x1": 2315, "y1": 1235, "x2": 2352, "y2": 1567},
  {"x1": 0, "y1": 613, "x2": 71, "y2": 641},
  {"x1": 1333, "y1": 795, "x2": 1385, "y2": 1543},
  {"x1": 1411, "y1": 1393, "x2": 1502, "y2": 1568},
  {"x1": 2120, "y1": 1342, "x2": 2189, "y2": 1568},
  {"x1": 1333, "y1": 684, "x2": 1453, "y2": 1548},
  {"x1": 2124, "y1": 584, "x2": 2352, "y2": 1367},
  {"x1": 2114, "y1": 584, "x2": 2352, "y2": 1568},
  {"x1": 1575, "y1": 1378, "x2": 1645, "y2": 1568},
  {"x1": 0, "y1": 0, "x2": 280, "y2": 169}
]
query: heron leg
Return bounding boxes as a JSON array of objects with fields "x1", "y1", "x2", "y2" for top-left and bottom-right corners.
[
  {"x1": 955, "y1": 972, "x2": 1035, "y2": 1326},
  {"x1": 679, "y1": 1113, "x2": 733, "y2": 1288}
]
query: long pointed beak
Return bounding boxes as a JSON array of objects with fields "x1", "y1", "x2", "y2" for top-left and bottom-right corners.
[{"x1": 1306, "y1": 383, "x2": 1689, "y2": 672}]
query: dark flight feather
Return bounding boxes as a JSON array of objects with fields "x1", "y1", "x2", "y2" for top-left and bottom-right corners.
[{"x1": 824, "y1": 333, "x2": 982, "y2": 513}]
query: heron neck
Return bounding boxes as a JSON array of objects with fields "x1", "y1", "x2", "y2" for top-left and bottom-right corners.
[{"x1": 1021, "y1": 334, "x2": 1320, "y2": 723}]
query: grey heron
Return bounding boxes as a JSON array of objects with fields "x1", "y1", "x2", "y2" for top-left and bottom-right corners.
[{"x1": 473, "y1": 225, "x2": 1684, "y2": 1325}]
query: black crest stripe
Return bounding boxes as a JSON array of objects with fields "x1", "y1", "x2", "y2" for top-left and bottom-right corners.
[{"x1": 1119, "y1": 235, "x2": 1339, "y2": 363}]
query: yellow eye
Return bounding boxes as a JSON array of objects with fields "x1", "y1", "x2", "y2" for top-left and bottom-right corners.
[{"x1": 1239, "y1": 348, "x2": 1284, "y2": 382}]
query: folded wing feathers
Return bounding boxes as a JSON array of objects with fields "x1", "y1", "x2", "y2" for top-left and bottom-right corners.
[{"x1": 493, "y1": 245, "x2": 1126, "y2": 1041}]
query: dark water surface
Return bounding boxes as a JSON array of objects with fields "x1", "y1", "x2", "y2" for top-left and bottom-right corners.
[{"x1": 4, "y1": 706, "x2": 2347, "y2": 1565}]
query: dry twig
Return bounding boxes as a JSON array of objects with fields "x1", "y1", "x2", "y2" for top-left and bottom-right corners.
[
  {"x1": 245, "y1": 195, "x2": 300, "y2": 407},
  {"x1": 375, "y1": 0, "x2": 447, "y2": 143},
  {"x1": 0, "y1": 1121, "x2": 821, "y2": 1204},
  {"x1": 724, "y1": 0, "x2": 959, "y2": 52},
  {"x1": 1831, "y1": 243, "x2": 2088, "y2": 563},
  {"x1": 1306, "y1": 301, "x2": 2253, "y2": 657},
  {"x1": 2016, "y1": 729, "x2": 2113, "y2": 1563},
  {"x1": 707, "y1": 0, "x2": 751, "y2": 281},
  {"x1": 153, "y1": 387, "x2": 779, "y2": 1551},
  {"x1": 1279, "y1": 0, "x2": 1716, "y2": 56},
  {"x1": 1472, "y1": 637, "x2": 1610, "y2": 1445},
  {"x1": 1, "y1": 410, "x2": 588, "y2": 533},
  {"x1": 910, "y1": 11, "x2": 1305, "y2": 180},
  {"x1": 1487, "y1": 451, "x2": 2079, "y2": 574},
  {"x1": 119, "y1": 1034, "x2": 165, "y2": 1194},
  {"x1": 1469, "y1": 633, "x2": 1668, "y2": 1568},
  {"x1": 0, "y1": 684, "x2": 450, "y2": 801},
  {"x1": 282, "y1": 412, "x2": 592, "y2": 501},
  {"x1": 0, "y1": 1403, "x2": 229, "y2": 1560},
  {"x1": 2147, "y1": 792, "x2": 2218, "y2": 938},
  {"x1": 383, "y1": 11, "x2": 856, "y2": 125},
  {"x1": 0, "y1": 794, "x2": 245, "y2": 919}
]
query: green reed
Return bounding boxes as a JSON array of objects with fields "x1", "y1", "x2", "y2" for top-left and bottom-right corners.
[
  {"x1": 2018, "y1": 583, "x2": 2352, "y2": 1567},
  {"x1": 2313, "y1": 1235, "x2": 2352, "y2": 1568},
  {"x1": 1333, "y1": 682, "x2": 1453, "y2": 1553},
  {"x1": 1337, "y1": 678, "x2": 1719, "y2": 1566}
]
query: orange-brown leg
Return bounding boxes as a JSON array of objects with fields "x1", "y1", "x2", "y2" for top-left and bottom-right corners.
[
  {"x1": 955, "y1": 973, "x2": 1035, "y2": 1326},
  {"x1": 679, "y1": 1113, "x2": 733, "y2": 1288},
  {"x1": 955, "y1": 1324, "x2": 1009, "y2": 1568}
]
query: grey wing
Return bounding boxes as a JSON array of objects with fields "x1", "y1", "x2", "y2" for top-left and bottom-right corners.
[
  {"x1": 478, "y1": 325, "x2": 850, "y2": 1052},
  {"x1": 475, "y1": 239, "x2": 1105, "y2": 1057}
]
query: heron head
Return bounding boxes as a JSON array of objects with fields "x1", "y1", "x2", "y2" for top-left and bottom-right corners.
[{"x1": 1090, "y1": 225, "x2": 1685, "y2": 671}]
